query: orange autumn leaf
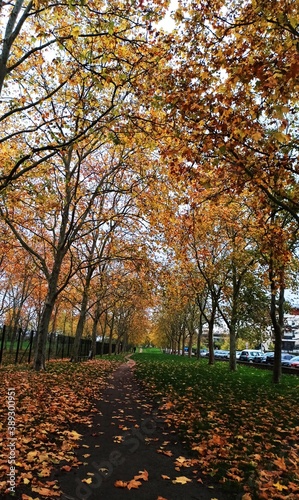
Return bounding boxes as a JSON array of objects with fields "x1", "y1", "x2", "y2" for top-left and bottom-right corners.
[
  {"x1": 157, "y1": 449, "x2": 173, "y2": 457},
  {"x1": 134, "y1": 470, "x2": 149, "y2": 481},
  {"x1": 114, "y1": 480, "x2": 128, "y2": 488},
  {"x1": 127, "y1": 479, "x2": 142, "y2": 490},
  {"x1": 32, "y1": 486, "x2": 60, "y2": 497}
]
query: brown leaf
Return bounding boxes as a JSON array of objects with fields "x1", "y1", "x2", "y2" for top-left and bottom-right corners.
[
  {"x1": 242, "y1": 494, "x2": 252, "y2": 500},
  {"x1": 273, "y1": 456, "x2": 287, "y2": 471},
  {"x1": 61, "y1": 465, "x2": 72, "y2": 472}
]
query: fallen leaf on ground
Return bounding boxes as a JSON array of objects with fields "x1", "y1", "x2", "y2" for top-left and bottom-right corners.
[
  {"x1": 127, "y1": 479, "x2": 142, "y2": 489},
  {"x1": 61, "y1": 465, "x2": 72, "y2": 472},
  {"x1": 32, "y1": 486, "x2": 60, "y2": 496},
  {"x1": 157, "y1": 449, "x2": 173, "y2": 457},
  {"x1": 172, "y1": 476, "x2": 192, "y2": 484},
  {"x1": 134, "y1": 470, "x2": 149, "y2": 481},
  {"x1": 114, "y1": 480, "x2": 128, "y2": 488},
  {"x1": 273, "y1": 482, "x2": 288, "y2": 491}
]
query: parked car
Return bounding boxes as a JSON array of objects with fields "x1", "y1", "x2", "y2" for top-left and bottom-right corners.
[
  {"x1": 266, "y1": 353, "x2": 294, "y2": 365},
  {"x1": 281, "y1": 354, "x2": 295, "y2": 366},
  {"x1": 260, "y1": 352, "x2": 270, "y2": 363},
  {"x1": 254, "y1": 353, "x2": 265, "y2": 363},
  {"x1": 264, "y1": 352, "x2": 275, "y2": 364},
  {"x1": 239, "y1": 350, "x2": 263, "y2": 362},
  {"x1": 214, "y1": 350, "x2": 230, "y2": 359},
  {"x1": 289, "y1": 356, "x2": 299, "y2": 368},
  {"x1": 236, "y1": 351, "x2": 242, "y2": 360},
  {"x1": 200, "y1": 349, "x2": 208, "y2": 356}
]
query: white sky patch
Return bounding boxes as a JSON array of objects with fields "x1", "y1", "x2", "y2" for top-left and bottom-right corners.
[{"x1": 157, "y1": 0, "x2": 178, "y2": 32}]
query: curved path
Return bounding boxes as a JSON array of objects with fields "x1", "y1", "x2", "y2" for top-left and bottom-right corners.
[{"x1": 58, "y1": 358, "x2": 238, "y2": 500}]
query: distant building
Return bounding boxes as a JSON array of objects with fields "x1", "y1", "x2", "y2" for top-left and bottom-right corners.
[{"x1": 282, "y1": 311, "x2": 299, "y2": 352}]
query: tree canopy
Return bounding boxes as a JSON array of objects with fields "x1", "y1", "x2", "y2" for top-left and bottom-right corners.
[{"x1": 1, "y1": 0, "x2": 299, "y2": 381}]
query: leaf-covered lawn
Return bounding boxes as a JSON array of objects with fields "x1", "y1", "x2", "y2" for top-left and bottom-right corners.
[
  {"x1": 134, "y1": 354, "x2": 299, "y2": 499},
  {"x1": 0, "y1": 358, "x2": 123, "y2": 499}
]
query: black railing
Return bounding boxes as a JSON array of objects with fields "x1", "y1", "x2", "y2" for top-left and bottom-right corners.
[{"x1": 0, "y1": 325, "x2": 116, "y2": 365}]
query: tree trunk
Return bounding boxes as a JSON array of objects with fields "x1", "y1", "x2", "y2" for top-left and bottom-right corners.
[
  {"x1": 34, "y1": 300, "x2": 55, "y2": 370},
  {"x1": 208, "y1": 299, "x2": 217, "y2": 365},
  {"x1": 188, "y1": 330, "x2": 193, "y2": 358},
  {"x1": 181, "y1": 327, "x2": 186, "y2": 356},
  {"x1": 100, "y1": 314, "x2": 108, "y2": 356},
  {"x1": 271, "y1": 285, "x2": 284, "y2": 384},
  {"x1": 108, "y1": 313, "x2": 115, "y2": 355},
  {"x1": 72, "y1": 285, "x2": 90, "y2": 362},
  {"x1": 34, "y1": 251, "x2": 65, "y2": 370},
  {"x1": 229, "y1": 322, "x2": 237, "y2": 371},
  {"x1": 91, "y1": 302, "x2": 102, "y2": 358},
  {"x1": 196, "y1": 313, "x2": 203, "y2": 359}
]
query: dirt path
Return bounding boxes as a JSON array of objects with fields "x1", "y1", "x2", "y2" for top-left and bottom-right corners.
[{"x1": 57, "y1": 358, "x2": 239, "y2": 500}]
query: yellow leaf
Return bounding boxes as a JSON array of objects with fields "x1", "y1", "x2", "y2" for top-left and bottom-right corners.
[
  {"x1": 71, "y1": 25, "x2": 80, "y2": 37},
  {"x1": 68, "y1": 430, "x2": 82, "y2": 440},
  {"x1": 172, "y1": 476, "x2": 192, "y2": 484},
  {"x1": 82, "y1": 477, "x2": 92, "y2": 484},
  {"x1": 23, "y1": 478, "x2": 30, "y2": 484},
  {"x1": 27, "y1": 451, "x2": 38, "y2": 462},
  {"x1": 272, "y1": 131, "x2": 288, "y2": 143},
  {"x1": 273, "y1": 482, "x2": 288, "y2": 491}
]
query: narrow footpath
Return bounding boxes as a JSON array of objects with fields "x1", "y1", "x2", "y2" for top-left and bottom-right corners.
[{"x1": 58, "y1": 358, "x2": 239, "y2": 500}]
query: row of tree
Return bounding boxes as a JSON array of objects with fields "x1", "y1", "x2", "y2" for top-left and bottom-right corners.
[{"x1": 1, "y1": 1, "x2": 299, "y2": 382}]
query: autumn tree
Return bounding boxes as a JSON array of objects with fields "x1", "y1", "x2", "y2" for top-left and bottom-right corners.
[
  {"x1": 0, "y1": 0, "x2": 169, "y2": 187},
  {"x1": 138, "y1": 0, "x2": 299, "y2": 380},
  {"x1": 0, "y1": 0, "x2": 172, "y2": 369}
]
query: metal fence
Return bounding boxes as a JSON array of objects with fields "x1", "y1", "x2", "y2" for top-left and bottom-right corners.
[{"x1": 0, "y1": 325, "x2": 116, "y2": 365}]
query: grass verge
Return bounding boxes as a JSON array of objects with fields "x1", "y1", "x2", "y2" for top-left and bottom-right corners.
[{"x1": 134, "y1": 352, "x2": 299, "y2": 499}]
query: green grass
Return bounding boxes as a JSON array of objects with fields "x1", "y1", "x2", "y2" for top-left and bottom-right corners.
[
  {"x1": 137, "y1": 347, "x2": 164, "y2": 354},
  {"x1": 134, "y1": 352, "x2": 299, "y2": 498}
]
